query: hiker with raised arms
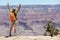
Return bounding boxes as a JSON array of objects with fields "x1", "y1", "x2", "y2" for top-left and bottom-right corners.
[{"x1": 7, "y1": 3, "x2": 21, "y2": 36}]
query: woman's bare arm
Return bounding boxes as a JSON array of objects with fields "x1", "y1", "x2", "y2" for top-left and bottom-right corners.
[
  {"x1": 7, "y1": 3, "x2": 10, "y2": 12},
  {"x1": 16, "y1": 4, "x2": 21, "y2": 13}
]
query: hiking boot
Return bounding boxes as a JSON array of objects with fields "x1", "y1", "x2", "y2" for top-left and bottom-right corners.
[
  {"x1": 8, "y1": 32, "x2": 12, "y2": 37},
  {"x1": 9, "y1": 34, "x2": 12, "y2": 37},
  {"x1": 5, "y1": 33, "x2": 12, "y2": 38}
]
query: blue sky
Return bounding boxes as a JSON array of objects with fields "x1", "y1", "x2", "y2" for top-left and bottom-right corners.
[{"x1": 0, "y1": 0, "x2": 60, "y2": 5}]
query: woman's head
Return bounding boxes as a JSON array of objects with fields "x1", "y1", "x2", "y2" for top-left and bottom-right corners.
[{"x1": 12, "y1": 9, "x2": 16, "y2": 12}]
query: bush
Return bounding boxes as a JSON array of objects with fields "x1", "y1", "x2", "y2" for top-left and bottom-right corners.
[{"x1": 44, "y1": 20, "x2": 59, "y2": 37}]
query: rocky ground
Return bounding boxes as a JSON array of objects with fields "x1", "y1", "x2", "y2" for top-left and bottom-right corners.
[{"x1": 0, "y1": 35, "x2": 60, "y2": 40}]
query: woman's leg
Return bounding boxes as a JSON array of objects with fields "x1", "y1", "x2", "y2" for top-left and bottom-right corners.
[
  {"x1": 14, "y1": 21, "x2": 17, "y2": 33},
  {"x1": 9, "y1": 22, "x2": 13, "y2": 36}
]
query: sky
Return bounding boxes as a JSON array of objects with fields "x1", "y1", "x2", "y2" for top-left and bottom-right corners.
[{"x1": 0, "y1": 0, "x2": 60, "y2": 5}]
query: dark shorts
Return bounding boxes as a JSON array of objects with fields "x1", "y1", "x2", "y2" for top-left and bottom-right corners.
[{"x1": 11, "y1": 20, "x2": 16, "y2": 25}]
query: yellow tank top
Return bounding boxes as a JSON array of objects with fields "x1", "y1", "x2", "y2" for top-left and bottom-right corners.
[{"x1": 10, "y1": 12, "x2": 16, "y2": 21}]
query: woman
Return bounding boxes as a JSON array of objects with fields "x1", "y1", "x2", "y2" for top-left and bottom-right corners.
[{"x1": 7, "y1": 3, "x2": 21, "y2": 36}]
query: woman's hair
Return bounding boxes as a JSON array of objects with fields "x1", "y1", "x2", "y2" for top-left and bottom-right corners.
[{"x1": 12, "y1": 9, "x2": 16, "y2": 12}]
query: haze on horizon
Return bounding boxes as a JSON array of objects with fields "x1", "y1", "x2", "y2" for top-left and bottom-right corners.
[{"x1": 0, "y1": 0, "x2": 60, "y2": 5}]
